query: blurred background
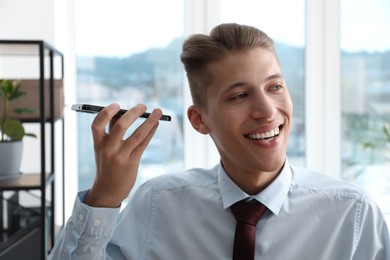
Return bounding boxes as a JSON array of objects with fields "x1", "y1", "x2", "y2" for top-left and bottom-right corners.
[{"x1": 1, "y1": 0, "x2": 389, "y2": 226}]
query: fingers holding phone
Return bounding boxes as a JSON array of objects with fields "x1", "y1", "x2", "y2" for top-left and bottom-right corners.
[
  {"x1": 86, "y1": 103, "x2": 162, "y2": 208},
  {"x1": 122, "y1": 108, "x2": 162, "y2": 161},
  {"x1": 91, "y1": 103, "x2": 121, "y2": 147}
]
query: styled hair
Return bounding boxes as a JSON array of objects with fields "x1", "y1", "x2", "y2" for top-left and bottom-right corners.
[{"x1": 180, "y1": 23, "x2": 276, "y2": 109}]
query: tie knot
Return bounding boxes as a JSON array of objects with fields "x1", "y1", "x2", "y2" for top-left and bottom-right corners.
[{"x1": 231, "y1": 200, "x2": 267, "y2": 226}]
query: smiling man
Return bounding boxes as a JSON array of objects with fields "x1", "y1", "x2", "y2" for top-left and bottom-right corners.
[
  {"x1": 50, "y1": 23, "x2": 389, "y2": 260},
  {"x1": 187, "y1": 47, "x2": 292, "y2": 195}
]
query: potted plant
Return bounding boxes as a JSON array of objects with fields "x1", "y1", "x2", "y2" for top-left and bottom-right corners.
[{"x1": 0, "y1": 79, "x2": 36, "y2": 179}]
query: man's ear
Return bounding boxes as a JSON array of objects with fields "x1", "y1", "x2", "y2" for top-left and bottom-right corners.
[{"x1": 187, "y1": 105, "x2": 210, "y2": 135}]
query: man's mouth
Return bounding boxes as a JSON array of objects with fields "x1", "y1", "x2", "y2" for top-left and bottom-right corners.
[{"x1": 244, "y1": 126, "x2": 281, "y2": 141}]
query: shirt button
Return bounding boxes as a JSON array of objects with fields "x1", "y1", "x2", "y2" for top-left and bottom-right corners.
[
  {"x1": 78, "y1": 214, "x2": 84, "y2": 221},
  {"x1": 93, "y1": 219, "x2": 101, "y2": 227}
]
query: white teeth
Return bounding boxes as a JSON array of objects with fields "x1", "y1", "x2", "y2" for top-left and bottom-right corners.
[{"x1": 247, "y1": 127, "x2": 280, "y2": 140}]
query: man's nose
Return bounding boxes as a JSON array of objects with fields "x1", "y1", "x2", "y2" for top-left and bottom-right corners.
[{"x1": 249, "y1": 94, "x2": 276, "y2": 119}]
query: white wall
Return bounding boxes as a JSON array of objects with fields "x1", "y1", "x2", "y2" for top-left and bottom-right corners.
[{"x1": 0, "y1": 0, "x2": 55, "y2": 42}]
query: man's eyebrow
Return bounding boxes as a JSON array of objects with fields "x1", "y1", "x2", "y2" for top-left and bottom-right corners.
[
  {"x1": 223, "y1": 73, "x2": 285, "y2": 93},
  {"x1": 264, "y1": 73, "x2": 284, "y2": 82}
]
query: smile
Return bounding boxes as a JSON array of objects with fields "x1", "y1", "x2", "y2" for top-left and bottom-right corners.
[{"x1": 245, "y1": 126, "x2": 280, "y2": 140}]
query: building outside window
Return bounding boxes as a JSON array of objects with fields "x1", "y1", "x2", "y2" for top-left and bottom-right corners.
[
  {"x1": 74, "y1": 0, "x2": 184, "y2": 192},
  {"x1": 341, "y1": 0, "x2": 390, "y2": 222}
]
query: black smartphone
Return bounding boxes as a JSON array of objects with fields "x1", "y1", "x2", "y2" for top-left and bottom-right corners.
[{"x1": 71, "y1": 104, "x2": 171, "y2": 121}]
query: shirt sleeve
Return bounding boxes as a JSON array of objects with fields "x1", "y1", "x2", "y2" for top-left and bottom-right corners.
[
  {"x1": 48, "y1": 190, "x2": 123, "y2": 260},
  {"x1": 353, "y1": 192, "x2": 390, "y2": 260}
]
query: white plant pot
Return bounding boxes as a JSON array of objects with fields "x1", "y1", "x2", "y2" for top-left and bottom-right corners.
[{"x1": 0, "y1": 141, "x2": 23, "y2": 179}]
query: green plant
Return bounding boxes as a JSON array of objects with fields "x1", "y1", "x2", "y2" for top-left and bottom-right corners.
[
  {"x1": 361, "y1": 119, "x2": 390, "y2": 149},
  {"x1": 343, "y1": 113, "x2": 390, "y2": 165},
  {"x1": 0, "y1": 79, "x2": 36, "y2": 141},
  {"x1": 383, "y1": 122, "x2": 390, "y2": 143},
  {"x1": 360, "y1": 117, "x2": 390, "y2": 162}
]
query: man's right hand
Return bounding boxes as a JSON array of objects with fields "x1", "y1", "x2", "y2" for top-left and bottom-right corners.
[{"x1": 85, "y1": 103, "x2": 162, "y2": 208}]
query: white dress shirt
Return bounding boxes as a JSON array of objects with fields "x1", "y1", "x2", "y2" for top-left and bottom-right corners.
[{"x1": 49, "y1": 160, "x2": 390, "y2": 259}]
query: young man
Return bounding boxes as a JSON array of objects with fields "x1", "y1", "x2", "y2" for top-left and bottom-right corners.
[{"x1": 50, "y1": 23, "x2": 389, "y2": 259}]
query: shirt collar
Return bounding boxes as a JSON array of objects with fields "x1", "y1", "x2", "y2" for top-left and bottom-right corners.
[{"x1": 218, "y1": 158, "x2": 292, "y2": 215}]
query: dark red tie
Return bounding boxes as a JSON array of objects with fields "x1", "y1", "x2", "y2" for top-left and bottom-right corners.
[{"x1": 231, "y1": 200, "x2": 267, "y2": 260}]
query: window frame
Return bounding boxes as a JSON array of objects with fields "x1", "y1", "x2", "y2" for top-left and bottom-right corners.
[
  {"x1": 64, "y1": 0, "x2": 345, "y2": 219},
  {"x1": 305, "y1": 0, "x2": 341, "y2": 177}
]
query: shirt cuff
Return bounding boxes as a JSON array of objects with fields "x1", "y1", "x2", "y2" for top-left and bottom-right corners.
[{"x1": 72, "y1": 190, "x2": 121, "y2": 239}]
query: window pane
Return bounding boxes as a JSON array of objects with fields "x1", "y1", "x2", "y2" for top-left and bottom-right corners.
[
  {"x1": 341, "y1": 0, "x2": 390, "y2": 221},
  {"x1": 220, "y1": 0, "x2": 306, "y2": 166},
  {"x1": 75, "y1": 0, "x2": 184, "y2": 191}
]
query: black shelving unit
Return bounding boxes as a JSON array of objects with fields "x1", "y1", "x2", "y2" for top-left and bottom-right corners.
[{"x1": 0, "y1": 40, "x2": 64, "y2": 259}]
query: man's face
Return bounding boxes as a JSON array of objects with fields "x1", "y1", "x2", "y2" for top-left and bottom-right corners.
[{"x1": 193, "y1": 47, "x2": 293, "y2": 180}]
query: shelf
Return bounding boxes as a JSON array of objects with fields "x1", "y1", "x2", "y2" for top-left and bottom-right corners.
[
  {"x1": 0, "y1": 39, "x2": 64, "y2": 259},
  {"x1": 20, "y1": 117, "x2": 63, "y2": 123},
  {"x1": 0, "y1": 40, "x2": 62, "y2": 56},
  {"x1": 0, "y1": 174, "x2": 53, "y2": 191},
  {"x1": 2, "y1": 79, "x2": 65, "y2": 122},
  {"x1": 0, "y1": 216, "x2": 40, "y2": 250}
]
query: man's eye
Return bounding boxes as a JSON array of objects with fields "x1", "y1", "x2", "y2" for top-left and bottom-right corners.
[
  {"x1": 230, "y1": 93, "x2": 248, "y2": 100},
  {"x1": 270, "y1": 84, "x2": 283, "y2": 91}
]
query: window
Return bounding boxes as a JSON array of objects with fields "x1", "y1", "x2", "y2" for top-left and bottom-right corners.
[
  {"x1": 341, "y1": 0, "x2": 390, "y2": 220},
  {"x1": 74, "y1": 0, "x2": 184, "y2": 191},
  {"x1": 220, "y1": 0, "x2": 306, "y2": 166},
  {"x1": 72, "y1": 1, "x2": 389, "y2": 224}
]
